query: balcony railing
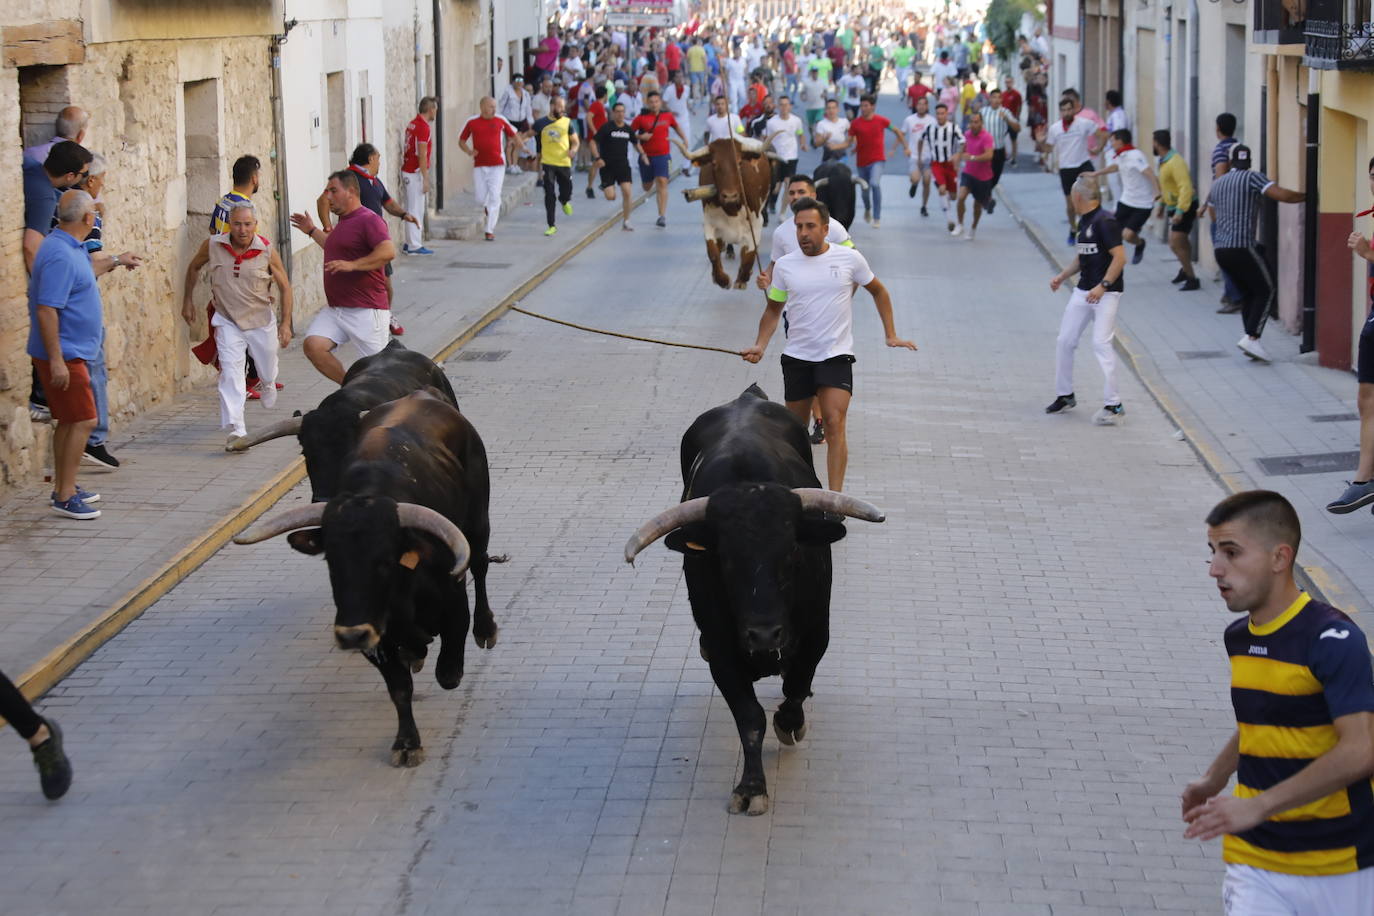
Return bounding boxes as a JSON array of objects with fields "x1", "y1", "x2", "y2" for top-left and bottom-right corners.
[
  {"x1": 1304, "y1": 18, "x2": 1374, "y2": 69},
  {"x1": 1254, "y1": 0, "x2": 1306, "y2": 44}
]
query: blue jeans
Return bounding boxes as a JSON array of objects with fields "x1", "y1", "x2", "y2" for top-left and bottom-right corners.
[
  {"x1": 1211, "y1": 222, "x2": 1242, "y2": 303},
  {"x1": 858, "y1": 161, "x2": 884, "y2": 220},
  {"x1": 87, "y1": 340, "x2": 108, "y2": 447}
]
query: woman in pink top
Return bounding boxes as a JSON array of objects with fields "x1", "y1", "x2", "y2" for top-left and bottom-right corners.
[{"x1": 534, "y1": 25, "x2": 561, "y2": 81}]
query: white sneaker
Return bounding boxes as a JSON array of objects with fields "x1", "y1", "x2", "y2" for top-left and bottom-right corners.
[
  {"x1": 1237, "y1": 336, "x2": 1271, "y2": 362},
  {"x1": 950, "y1": 224, "x2": 963, "y2": 237},
  {"x1": 1092, "y1": 404, "x2": 1124, "y2": 425},
  {"x1": 965, "y1": 227, "x2": 976, "y2": 241}
]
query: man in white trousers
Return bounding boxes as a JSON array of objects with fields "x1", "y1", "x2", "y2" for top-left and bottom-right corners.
[
  {"x1": 181, "y1": 202, "x2": 293, "y2": 448},
  {"x1": 1045, "y1": 176, "x2": 1127, "y2": 425},
  {"x1": 400, "y1": 97, "x2": 437, "y2": 255},
  {"x1": 459, "y1": 97, "x2": 519, "y2": 241}
]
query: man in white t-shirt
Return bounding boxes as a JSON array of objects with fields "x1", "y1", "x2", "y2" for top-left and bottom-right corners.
[
  {"x1": 930, "y1": 50, "x2": 957, "y2": 90},
  {"x1": 705, "y1": 94, "x2": 745, "y2": 142},
  {"x1": 1036, "y1": 96, "x2": 1101, "y2": 243},
  {"x1": 800, "y1": 66, "x2": 829, "y2": 132},
  {"x1": 902, "y1": 94, "x2": 937, "y2": 217},
  {"x1": 838, "y1": 66, "x2": 867, "y2": 119},
  {"x1": 742, "y1": 196, "x2": 917, "y2": 492},
  {"x1": 663, "y1": 72, "x2": 694, "y2": 174},
  {"x1": 763, "y1": 95, "x2": 807, "y2": 215},
  {"x1": 814, "y1": 99, "x2": 851, "y2": 162},
  {"x1": 724, "y1": 50, "x2": 747, "y2": 113},
  {"x1": 1089, "y1": 128, "x2": 1160, "y2": 264}
]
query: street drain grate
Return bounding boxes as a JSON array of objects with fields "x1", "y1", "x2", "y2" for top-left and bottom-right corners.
[
  {"x1": 444, "y1": 261, "x2": 512, "y2": 270},
  {"x1": 1176, "y1": 350, "x2": 1229, "y2": 360},
  {"x1": 1256, "y1": 451, "x2": 1358, "y2": 477},
  {"x1": 1310, "y1": 413, "x2": 1360, "y2": 423},
  {"x1": 455, "y1": 350, "x2": 510, "y2": 362}
]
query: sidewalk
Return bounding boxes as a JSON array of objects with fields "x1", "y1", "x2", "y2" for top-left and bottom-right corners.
[
  {"x1": 0, "y1": 170, "x2": 658, "y2": 695},
  {"x1": 996, "y1": 166, "x2": 1373, "y2": 616}
]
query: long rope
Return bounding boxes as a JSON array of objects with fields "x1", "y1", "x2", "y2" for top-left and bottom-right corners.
[{"x1": 508, "y1": 305, "x2": 742, "y2": 356}]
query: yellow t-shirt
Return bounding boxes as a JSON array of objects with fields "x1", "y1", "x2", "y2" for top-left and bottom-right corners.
[
  {"x1": 959, "y1": 82, "x2": 977, "y2": 115},
  {"x1": 539, "y1": 116, "x2": 573, "y2": 168},
  {"x1": 687, "y1": 46, "x2": 707, "y2": 73}
]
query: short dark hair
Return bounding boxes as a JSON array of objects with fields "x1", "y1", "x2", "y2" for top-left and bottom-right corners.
[
  {"x1": 1216, "y1": 112, "x2": 1237, "y2": 137},
  {"x1": 1058, "y1": 96, "x2": 1076, "y2": 109},
  {"x1": 232, "y1": 154, "x2": 261, "y2": 186},
  {"x1": 328, "y1": 169, "x2": 360, "y2": 194},
  {"x1": 595, "y1": 84, "x2": 607, "y2": 99},
  {"x1": 646, "y1": 90, "x2": 661, "y2": 99},
  {"x1": 1205, "y1": 490, "x2": 1301, "y2": 555},
  {"x1": 788, "y1": 173, "x2": 815, "y2": 189},
  {"x1": 989, "y1": 88, "x2": 1001, "y2": 97},
  {"x1": 1061, "y1": 87, "x2": 1081, "y2": 101},
  {"x1": 935, "y1": 102, "x2": 948, "y2": 111},
  {"x1": 859, "y1": 94, "x2": 876, "y2": 106},
  {"x1": 349, "y1": 143, "x2": 379, "y2": 167},
  {"x1": 790, "y1": 195, "x2": 830, "y2": 223},
  {"x1": 714, "y1": 94, "x2": 728, "y2": 103},
  {"x1": 1153, "y1": 129, "x2": 1172, "y2": 150},
  {"x1": 44, "y1": 140, "x2": 92, "y2": 179},
  {"x1": 1112, "y1": 128, "x2": 1132, "y2": 145},
  {"x1": 1105, "y1": 90, "x2": 1122, "y2": 108}
]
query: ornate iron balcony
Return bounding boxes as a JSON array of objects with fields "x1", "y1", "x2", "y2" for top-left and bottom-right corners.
[{"x1": 1304, "y1": 18, "x2": 1374, "y2": 69}]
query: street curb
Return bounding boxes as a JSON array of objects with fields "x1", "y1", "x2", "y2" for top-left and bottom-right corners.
[
  {"x1": 10, "y1": 184, "x2": 659, "y2": 710},
  {"x1": 996, "y1": 184, "x2": 1364, "y2": 616}
]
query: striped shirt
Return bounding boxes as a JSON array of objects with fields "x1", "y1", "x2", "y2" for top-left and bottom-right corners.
[
  {"x1": 920, "y1": 121, "x2": 963, "y2": 163},
  {"x1": 1211, "y1": 137, "x2": 1238, "y2": 172},
  {"x1": 1206, "y1": 169, "x2": 1274, "y2": 249},
  {"x1": 1222, "y1": 593, "x2": 1374, "y2": 875},
  {"x1": 978, "y1": 105, "x2": 1012, "y2": 148}
]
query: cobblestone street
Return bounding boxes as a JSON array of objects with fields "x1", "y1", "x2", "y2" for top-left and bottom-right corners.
[{"x1": 2, "y1": 144, "x2": 1243, "y2": 914}]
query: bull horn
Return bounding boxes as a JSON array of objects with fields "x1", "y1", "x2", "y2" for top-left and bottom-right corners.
[
  {"x1": 792, "y1": 489, "x2": 886, "y2": 523},
  {"x1": 682, "y1": 184, "x2": 718, "y2": 202},
  {"x1": 813, "y1": 178, "x2": 829, "y2": 189},
  {"x1": 854, "y1": 177, "x2": 870, "y2": 190},
  {"x1": 233, "y1": 504, "x2": 326, "y2": 544},
  {"x1": 672, "y1": 138, "x2": 710, "y2": 161},
  {"x1": 396, "y1": 503, "x2": 472, "y2": 577},
  {"x1": 766, "y1": 152, "x2": 781, "y2": 162},
  {"x1": 623, "y1": 497, "x2": 710, "y2": 564},
  {"x1": 225, "y1": 414, "x2": 304, "y2": 451}
]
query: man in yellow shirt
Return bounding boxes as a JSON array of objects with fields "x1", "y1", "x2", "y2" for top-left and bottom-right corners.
[
  {"x1": 686, "y1": 38, "x2": 708, "y2": 102},
  {"x1": 1153, "y1": 128, "x2": 1200, "y2": 290},
  {"x1": 533, "y1": 96, "x2": 578, "y2": 237},
  {"x1": 959, "y1": 77, "x2": 977, "y2": 126}
]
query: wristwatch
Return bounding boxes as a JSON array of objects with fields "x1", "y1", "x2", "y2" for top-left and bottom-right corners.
[{"x1": 111, "y1": 254, "x2": 121, "y2": 267}]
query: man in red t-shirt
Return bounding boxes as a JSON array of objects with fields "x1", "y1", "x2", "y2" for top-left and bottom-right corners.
[
  {"x1": 630, "y1": 90, "x2": 689, "y2": 228},
  {"x1": 1001, "y1": 77, "x2": 1024, "y2": 160},
  {"x1": 459, "y1": 96, "x2": 519, "y2": 241},
  {"x1": 400, "y1": 97, "x2": 437, "y2": 254},
  {"x1": 663, "y1": 40, "x2": 683, "y2": 78},
  {"x1": 846, "y1": 96, "x2": 907, "y2": 227},
  {"x1": 740, "y1": 85, "x2": 765, "y2": 123},
  {"x1": 906, "y1": 78, "x2": 934, "y2": 113},
  {"x1": 827, "y1": 42, "x2": 846, "y2": 71},
  {"x1": 583, "y1": 85, "x2": 610, "y2": 200}
]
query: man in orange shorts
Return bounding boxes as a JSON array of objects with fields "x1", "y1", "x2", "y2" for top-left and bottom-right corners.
[
  {"x1": 917, "y1": 102, "x2": 965, "y2": 234},
  {"x1": 28, "y1": 189, "x2": 105, "y2": 519}
]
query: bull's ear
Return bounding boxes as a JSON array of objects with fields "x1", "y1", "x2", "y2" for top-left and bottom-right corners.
[
  {"x1": 797, "y1": 517, "x2": 846, "y2": 545},
  {"x1": 287, "y1": 529, "x2": 325, "y2": 555},
  {"x1": 665, "y1": 524, "x2": 715, "y2": 555}
]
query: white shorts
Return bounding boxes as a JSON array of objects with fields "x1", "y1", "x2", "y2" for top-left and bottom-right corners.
[
  {"x1": 1223, "y1": 864, "x2": 1374, "y2": 916},
  {"x1": 306, "y1": 305, "x2": 389, "y2": 358}
]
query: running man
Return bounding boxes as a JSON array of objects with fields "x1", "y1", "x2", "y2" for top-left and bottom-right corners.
[
  {"x1": 978, "y1": 88, "x2": 1019, "y2": 208},
  {"x1": 846, "y1": 95, "x2": 906, "y2": 228},
  {"x1": 457, "y1": 98, "x2": 519, "y2": 241},
  {"x1": 1035, "y1": 96, "x2": 1099, "y2": 245},
  {"x1": 814, "y1": 98, "x2": 851, "y2": 162},
  {"x1": 903, "y1": 94, "x2": 936, "y2": 217},
  {"x1": 532, "y1": 96, "x2": 578, "y2": 237},
  {"x1": 953, "y1": 111, "x2": 994, "y2": 240},
  {"x1": 1189, "y1": 490, "x2": 1374, "y2": 913},
  {"x1": 763, "y1": 95, "x2": 807, "y2": 216},
  {"x1": 1088, "y1": 129, "x2": 1159, "y2": 264},
  {"x1": 705, "y1": 95, "x2": 744, "y2": 142},
  {"x1": 741, "y1": 196, "x2": 918, "y2": 492},
  {"x1": 590, "y1": 102, "x2": 640, "y2": 231},
  {"x1": 1155, "y1": 129, "x2": 1201, "y2": 290},
  {"x1": 1045, "y1": 176, "x2": 1126, "y2": 425},
  {"x1": 630, "y1": 90, "x2": 688, "y2": 229},
  {"x1": 918, "y1": 102, "x2": 964, "y2": 233}
]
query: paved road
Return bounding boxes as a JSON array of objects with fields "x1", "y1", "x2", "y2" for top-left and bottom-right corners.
[{"x1": 4, "y1": 96, "x2": 1238, "y2": 915}]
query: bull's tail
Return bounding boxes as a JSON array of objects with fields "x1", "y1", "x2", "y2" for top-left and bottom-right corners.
[{"x1": 487, "y1": 553, "x2": 511, "y2": 564}]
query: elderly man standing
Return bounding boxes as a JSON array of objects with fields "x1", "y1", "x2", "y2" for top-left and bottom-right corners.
[
  {"x1": 460, "y1": 97, "x2": 520, "y2": 241},
  {"x1": 399, "y1": 97, "x2": 437, "y2": 256},
  {"x1": 182, "y1": 202, "x2": 293, "y2": 448},
  {"x1": 29, "y1": 190, "x2": 105, "y2": 519},
  {"x1": 289, "y1": 170, "x2": 395, "y2": 383},
  {"x1": 23, "y1": 105, "x2": 89, "y2": 166}
]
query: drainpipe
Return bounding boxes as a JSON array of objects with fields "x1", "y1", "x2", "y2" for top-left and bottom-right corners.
[
  {"x1": 1187, "y1": 0, "x2": 1200, "y2": 252},
  {"x1": 1162, "y1": 3, "x2": 1172, "y2": 131},
  {"x1": 1301, "y1": 67, "x2": 1319, "y2": 353},
  {"x1": 432, "y1": 0, "x2": 444, "y2": 210},
  {"x1": 269, "y1": 17, "x2": 299, "y2": 278}
]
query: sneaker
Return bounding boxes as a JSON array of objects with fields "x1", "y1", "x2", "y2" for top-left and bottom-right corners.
[
  {"x1": 544, "y1": 226, "x2": 557, "y2": 236},
  {"x1": 562, "y1": 201, "x2": 574, "y2": 216},
  {"x1": 28, "y1": 401, "x2": 51, "y2": 422},
  {"x1": 810, "y1": 420, "x2": 825, "y2": 445},
  {"x1": 946, "y1": 221, "x2": 956, "y2": 233},
  {"x1": 908, "y1": 182, "x2": 918, "y2": 198},
  {"x1": 585, "y1": 187, "x2": 595, "y2": 199},
  {"x1": 1132, "y1": 240, "x2": 1146, "y2": 265},
  {"x1": 920, "y1": 206, "x2": 928, "y2": 217},
  {"x1": 1180, "y1": 277, "x2": 1201, "y2": 291},
  {"x1": 655, "y1": 216, "x2": 666, "y2": 228},
  {"x1": 872, "y1": 219, "x2": 881, "y2": 228},
  {"x1": 1044, "y1": 394, "x2": 1076, "y2": 414},
  {"x1": 1217, "y1": 300, "x2": 1242, "y2": 314},
  {"x1": 246, "y1": 381, "x2": 285, "y2": 401},
  {"x1": 484, "y1": 232, "x2": 495, "y2": 241},
  {"x1": 1171, "y1": 269, "x2": 1188, "y2": 284},
  {"x1": 950, "y1": 224, "x2": 963, "y2": 237},
  {"x1": 1237, "y1": 335, "x2": 1271, "y2": 362},
  {"x1": 864, "y1": 211, "x2": 872, "y2": 224},
  {"x1": 389, "y1": 318, "x2": 405, "y2": 336},
  {"x1": 1327, "y1": 480, "x2": 1374, "y2": 514},
  {"x1": 1092, "y1": 404, "x2": 1124, "y2": 425},
  {"x1": 985, "y1": 198, "x2": 996, "y2": 214},
  {"x1": 621, "y1": 222, "x2": 634, "y2": 232},
  {"x1": 964, "y1": 227, "x2": 976, "y2": 241},
  {"x1": 82, "y1": 443, "x2": 120, "y2": 469},
  {"x1": 51, "y1": 487, "x2": 99, "y2": 504},
  {"x1": 1067, "y1": 231, "x2": 1076, "y2": 245},
  {"x1": 51, "y1": 494, "x2": 100, "y2": 520},
  {"x1": 30, "y1": 719, "x2": 72, "y2": 800}
]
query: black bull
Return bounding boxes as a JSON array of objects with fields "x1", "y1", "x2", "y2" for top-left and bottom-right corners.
[
  {"x1": 234, "y1": 388, "x2": 499, "y2": 767},
  {"x1": 623, "y1": 385, "x2": 885, "y2": 814},
  {"x1": 227, "y1": 339, "x2": 458, "y2": 503},
  {"x1": 812, "y1": 160, "x2": 868, "y2": 230}
]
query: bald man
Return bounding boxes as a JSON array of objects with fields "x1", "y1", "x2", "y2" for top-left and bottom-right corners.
[{"x1": 459, "y1": 96, "x2": 519, "y2": 240}]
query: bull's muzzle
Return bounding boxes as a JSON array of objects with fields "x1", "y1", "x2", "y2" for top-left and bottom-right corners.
[
  {"x1": 335, "y1": 624, "x2": 381, "y2": 651},
  {"x1": 744, "y1": 624, "x2": 784, "y2": 654}
]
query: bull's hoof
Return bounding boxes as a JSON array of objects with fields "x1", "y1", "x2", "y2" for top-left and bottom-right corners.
[
  {"x1": 398, "y1": 644, "x2": 427, "y2": 674},
  {"x1": 728, "y1": 786, "x2": 770, "y2": 816},
  {"x1": 711, "y1": 274, "x2": 730, "y2": 289},
  {"x1": 390, "y1": 745, "x2": 426, "y2": 767},
  {"x1": 436, "y1": 658, "x2": 463, "y2": 690},
  {"x1": 773, "y1": 718, "x2": 808, "y2": 746},
  {"x1": 733, "y1": 279, "x2": 749, "y2": 290},
  {"x1": 473, "y1": 623, "x2": 498, "y2": 650}
]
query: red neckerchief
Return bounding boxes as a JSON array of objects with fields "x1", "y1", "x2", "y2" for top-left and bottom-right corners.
[
  {"x1": 1061, "y1": 117, "x2": 1074, "y2": 131},
  {"x1": 1358, "y1": 206, "x2": 1374, "y2": 218},
  {"x1": 218, "y1": 235, "x2": 268, "y2": 276},
  {"x1": 348, "y1": 164, "x2": 375, "y2": 185},
  {"x1": 1116, "y1": 144, "x2": 1135, "y2": 152}
]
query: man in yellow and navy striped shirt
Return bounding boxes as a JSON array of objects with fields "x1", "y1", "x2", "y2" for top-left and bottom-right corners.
[{"x1": 1188, "y1": 490, "x2": 1374, "y2": 913}]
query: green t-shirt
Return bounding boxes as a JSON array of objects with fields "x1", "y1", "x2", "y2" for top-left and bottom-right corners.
[
  {"x1": 868, "y1": 45, "x2": 885, "y2": 68},
  {"x1": 837, "y1": 28, "x2": 855, "y2": 51},
  {"x1": 812, "y1": 57, "x2": 833, "y2": 82},
  {"x1": 892, "y1": 45, "x2": 916, "y2": 69}
]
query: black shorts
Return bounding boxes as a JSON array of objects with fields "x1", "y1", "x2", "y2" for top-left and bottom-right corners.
[
  {"x1": 781, "y1": 353, "x2": 855, "y2": 402},
  {"x1": 1359, "y1": 311, "x2": 1374, "y2": 384},
  {"x1": 1114, "y1": 202, "x2": 1151, "y2": 233},
  {"x1": 1058, "y1": 162, "x2": 1093, "y2": 196},
  {"x1": 959, "y1": 172, "x2": 992, "y2": 203},
  {"x1": 1007, "y1": 126, "x2": 1020, "y2": 141},
  {"x1": 385, "y1": 262, "x2": 394, "y2": 278},
  {"x1": 599, "y1": 161, "x2": 633, "y2": 188},
  {"x1": 1170, "y1": 201, "x2": 1199, "y2": 235}
]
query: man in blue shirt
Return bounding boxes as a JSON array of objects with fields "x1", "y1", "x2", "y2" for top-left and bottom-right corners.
[{"x1": 29, "y1": 190, "x2": 106, "y2": 520}]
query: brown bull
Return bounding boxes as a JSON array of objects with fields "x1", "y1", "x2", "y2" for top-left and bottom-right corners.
[{"x1": 677, "y1": 137, "x2": 775, "y2": 289}]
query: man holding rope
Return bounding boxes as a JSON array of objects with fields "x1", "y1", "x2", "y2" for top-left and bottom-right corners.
[{"x1": 742, "y1": 196, "x2": 917, "y2": 492}]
